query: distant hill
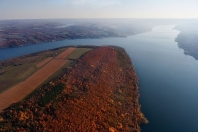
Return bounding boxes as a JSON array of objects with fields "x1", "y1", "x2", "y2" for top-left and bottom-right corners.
[
  {"x1": 0, "y1": 19, "x2": 157, "y2": 48},
  {"x1": 175, "y1": 22, "x2": 198, "y2": 60}
]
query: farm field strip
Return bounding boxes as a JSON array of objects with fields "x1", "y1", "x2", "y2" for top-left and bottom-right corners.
[
  {"x1": 0, "y1": 48, "x2": 76, "y2": 112},
  {"x1": 55, "y1": 47, "x2": 75, "y2": 59},
  {"x1": 36, "y1": 57, "x2": 53, "y2": 68}
]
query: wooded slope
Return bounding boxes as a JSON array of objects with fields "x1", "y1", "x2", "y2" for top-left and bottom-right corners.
[{"x1": 0, "y1": 46, "x2": 147, "y2": 132}]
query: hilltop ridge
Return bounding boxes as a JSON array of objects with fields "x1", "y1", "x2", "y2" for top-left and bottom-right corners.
[{"x1": 0, "y1": 46, "x2": 147, "y2": 131}]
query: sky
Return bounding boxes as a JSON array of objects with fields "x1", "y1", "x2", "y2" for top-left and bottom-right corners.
[{"x1": 0, "y1": 0, "x2": 198, "y2": 19}]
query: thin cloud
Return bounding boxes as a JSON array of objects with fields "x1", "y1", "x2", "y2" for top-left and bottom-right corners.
[{"x1": 70, "y1": 0, "x2": 122, "y2": 6}]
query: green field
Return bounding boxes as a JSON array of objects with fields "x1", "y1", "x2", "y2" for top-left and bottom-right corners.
[
  {"x1": 0, "y1": 58, "x2": 40, "y2": 93},
  {"x1": 66, "y1": 48, "x2": 92, "y2": 59}
]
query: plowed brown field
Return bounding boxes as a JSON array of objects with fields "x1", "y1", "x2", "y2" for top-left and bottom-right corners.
[
  {"x1": 56, "y1": 47, "x2": 75, "y2": 59},
  {"x1": 0, "y1": 48, "x2": 75, "y2": 112}
]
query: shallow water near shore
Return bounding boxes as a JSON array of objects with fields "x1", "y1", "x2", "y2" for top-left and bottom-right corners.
[{"x1": 1, "y1": 25, "x2": 198, "y2": 132}]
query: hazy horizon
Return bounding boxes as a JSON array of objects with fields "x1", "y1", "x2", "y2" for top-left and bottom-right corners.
[{"x1": 1, "y1": 0, "x2": 198, "y2": 20}]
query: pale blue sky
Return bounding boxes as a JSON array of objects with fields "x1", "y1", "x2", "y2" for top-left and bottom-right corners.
[{"x1": 0, "y1": 0, "x2": 198, "y2": 19}]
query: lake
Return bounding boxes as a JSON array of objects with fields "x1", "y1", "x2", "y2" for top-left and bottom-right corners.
[{"x1": 1, "y1": 25, "x2": 198, "y2": 132}]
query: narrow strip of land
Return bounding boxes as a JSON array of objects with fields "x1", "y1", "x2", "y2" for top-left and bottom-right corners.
[{"x1": 0, "y1": 47, "x2": 75, "y2": 112}]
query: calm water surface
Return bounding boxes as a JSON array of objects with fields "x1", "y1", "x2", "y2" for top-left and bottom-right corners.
[{"x1": 1, "y1": 25, "x2": 198, "y2": 132}]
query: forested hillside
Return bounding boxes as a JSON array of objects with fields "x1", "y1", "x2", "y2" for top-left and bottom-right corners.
[{"x1": 0, "y1": 46, "x2": 147, "y2": 132}]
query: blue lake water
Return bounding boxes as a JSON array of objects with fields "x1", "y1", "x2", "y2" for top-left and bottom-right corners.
[{"x1": 1, "y1": 25, "x2": 198, "y2": 132}]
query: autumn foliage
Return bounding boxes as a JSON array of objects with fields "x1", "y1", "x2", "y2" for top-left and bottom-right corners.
[{"x1": 0, "y1": 46, "x2": 147, "y2": 132}]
